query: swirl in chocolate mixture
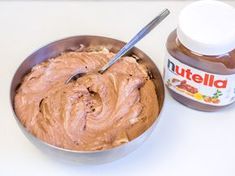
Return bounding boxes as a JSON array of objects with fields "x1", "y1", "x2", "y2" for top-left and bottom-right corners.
[{"x1": 15, "y1": 49, "x2": 159, "y2": 151}]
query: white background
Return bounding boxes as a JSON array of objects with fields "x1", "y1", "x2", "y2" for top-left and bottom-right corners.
[{"x1": 1, "y1": 1, "x2": 235, "y2": 176}]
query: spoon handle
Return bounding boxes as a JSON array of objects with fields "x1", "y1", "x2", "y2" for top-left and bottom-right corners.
[{"x1": 99, "y1": 8, "x2": 170, "y2": 74}]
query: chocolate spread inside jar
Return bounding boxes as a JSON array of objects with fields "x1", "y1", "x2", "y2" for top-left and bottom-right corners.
[{"x1": 164, "y1": 0, "x2": 235, "y2": 111}]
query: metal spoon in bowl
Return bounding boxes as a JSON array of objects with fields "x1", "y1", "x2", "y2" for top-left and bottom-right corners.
[{"x1": 66, "y1": 9, "x2": 170, "y2": 84}]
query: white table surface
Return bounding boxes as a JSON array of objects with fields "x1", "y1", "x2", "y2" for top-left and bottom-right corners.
[{"x1": 1, "y1": 1, "x2": 235, "y2": 176}]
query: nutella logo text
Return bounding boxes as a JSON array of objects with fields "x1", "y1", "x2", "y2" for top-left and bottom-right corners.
[{"x1": 167, "y1": 59, "x2": 227, "y2": 88}]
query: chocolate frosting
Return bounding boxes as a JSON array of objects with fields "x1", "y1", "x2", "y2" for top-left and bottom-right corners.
[{"x1": 15, "y1": 49, "x2": 159, "y2": 151}]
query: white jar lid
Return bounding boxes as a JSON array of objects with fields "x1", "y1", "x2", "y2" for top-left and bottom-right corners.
[{"x1": 177, "y1": 0, "x2": 235, "y2": 56}]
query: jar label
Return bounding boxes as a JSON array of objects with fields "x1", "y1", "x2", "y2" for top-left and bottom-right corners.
[{"x1": 164, "y1": 52, "x2": 235, "y2": 106}]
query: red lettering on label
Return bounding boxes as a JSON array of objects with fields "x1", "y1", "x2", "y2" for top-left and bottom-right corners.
[
  {"x1": 167, "y1": 59, "x2": 227, "y2": 89},
  {"x1": 214, "y1": 80, "x2": 227, "y2": 88},
  {"x1": 192, "y1": 74, "x2": 203, "y2": 83},
  {"x1": 186, "y1": 69, "x2": 192, "y2": 80},
  {"x1": 175, "y1": 65, "x2": 185, "y2": 76},
  {"x1": 208, "y1": 75, "x2": 214, "y2": 87},
  {"x1": 204, "y1": 74, "x2": 209, "y2": 85}
]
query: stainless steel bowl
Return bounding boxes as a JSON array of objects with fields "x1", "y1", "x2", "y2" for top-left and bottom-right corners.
[{"x1": 10, "y1": 36, "x2": 165, "y2": 164}]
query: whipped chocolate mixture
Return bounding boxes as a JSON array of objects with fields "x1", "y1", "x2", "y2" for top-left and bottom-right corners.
[{"x1": 15, "y1": 49, "x2": 159, "y2": 151}]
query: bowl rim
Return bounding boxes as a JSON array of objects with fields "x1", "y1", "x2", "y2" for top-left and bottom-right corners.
[{"x1": 9, "y1": 35, "x2": 165, "y2": 154}]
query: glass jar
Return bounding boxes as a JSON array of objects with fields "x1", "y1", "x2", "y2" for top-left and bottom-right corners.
[{"x1": 164, "y1": 0, "x2": 235, "y2": 111}]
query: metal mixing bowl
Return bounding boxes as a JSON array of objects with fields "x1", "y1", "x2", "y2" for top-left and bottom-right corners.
[{"x1": 10, "y1": 36, "x2": 165, "y2": 164}]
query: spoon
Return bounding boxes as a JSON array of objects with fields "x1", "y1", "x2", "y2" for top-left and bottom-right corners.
[{"x1": 66, "y1": 9, "x2": 170, "y2": 84}]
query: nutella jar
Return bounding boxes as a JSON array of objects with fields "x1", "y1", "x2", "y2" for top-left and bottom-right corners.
[{"x1": 164, "y1": 0, "x2": 235, "y2": 111}]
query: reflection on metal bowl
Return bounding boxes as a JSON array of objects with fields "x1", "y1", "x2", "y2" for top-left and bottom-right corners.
[{"x1": 10, "y1": 36, "x2": 165, "y2": 164}]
